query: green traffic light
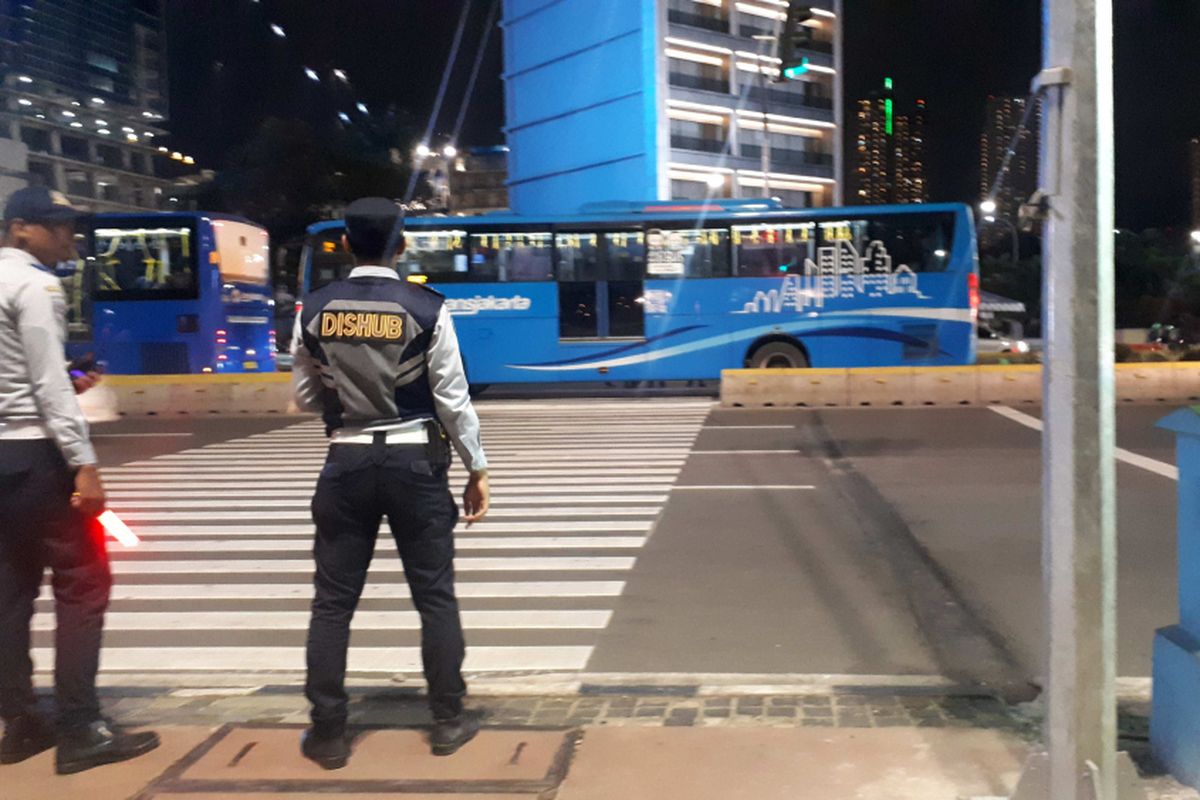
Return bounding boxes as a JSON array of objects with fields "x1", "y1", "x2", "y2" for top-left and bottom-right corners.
[{"x1": 783, "y1": 58, "x2": 810, "y2": 79}]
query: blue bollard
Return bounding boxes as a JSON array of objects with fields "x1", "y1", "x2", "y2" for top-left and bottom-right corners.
[{"x1": 1151, "y1": 407, "x2": 1200, "y2": 787}]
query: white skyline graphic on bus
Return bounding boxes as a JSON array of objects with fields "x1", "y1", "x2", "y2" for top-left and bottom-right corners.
[{"x1": 736, "y1": 240, "x2": 928, "y2": 314}]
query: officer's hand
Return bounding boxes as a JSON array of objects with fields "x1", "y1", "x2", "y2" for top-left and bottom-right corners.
[
  {"x1": 71, "y1": 465, "x2": 107, "y2": 518},
  {"x1": 463, "y1": 471, "x2": 489, "y2": 527},
  {"x1": 71, "y1": 370, "x2": 102, "y2": 394}
]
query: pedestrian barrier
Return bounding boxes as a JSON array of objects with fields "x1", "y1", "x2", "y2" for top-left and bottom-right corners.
[{"x1": 722, "y1": 362, "x2": 1200, "y2": 408}]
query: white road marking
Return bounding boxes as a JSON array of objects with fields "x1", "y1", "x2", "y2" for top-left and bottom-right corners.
[
  {"x1": 112, "y1": 507, "x2": 662, "y2": 521},
  {"x1": 672, "y1": 485, "x2": 816, "y2": 491},
  {"x1": 92, "y1": 433, "x2": 195, "y2": 438},
  {"x1": 107, "y1": 494, "x2": 668, "y2": 507},
  {"x1": 988, "y1": 405, "x2": 1179, "y2": 481},
  {"x1": 35, "y1": 646, "x2": 594, "y2": 673},
  {"x1": 33, "y1": 609, "x2": 613, "y2": 632},
  {"x1": 107, "y1": 556, "x2": 637, "y2": 574},
  {"x1": 120, "y1": 537, "x2": 647, "y2": 553},
  {"x1": 123, "y1": 521, "x2": 653, "y2": 536},
  {"x1": 85, "y1": 581, "x2": 626, "y2": 601}
]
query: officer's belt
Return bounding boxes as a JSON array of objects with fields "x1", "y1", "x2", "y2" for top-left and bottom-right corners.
[{"x1": 332, "y1": 427, "x2": 429, "y2": 446}]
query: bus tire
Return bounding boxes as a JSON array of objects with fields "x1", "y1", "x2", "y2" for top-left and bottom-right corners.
[{"x1": 748, "y1": 341, "x2": 809, "y2": 369}]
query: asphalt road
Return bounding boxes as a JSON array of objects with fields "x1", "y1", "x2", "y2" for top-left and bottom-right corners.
[{"x1": 74, "y1": 400, "x2": 1183, "y2": 688}]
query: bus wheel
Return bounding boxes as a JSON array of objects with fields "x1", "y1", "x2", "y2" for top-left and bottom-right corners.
[{"x1": 749, "y1": 341, "x2": 809, "y2": 369}]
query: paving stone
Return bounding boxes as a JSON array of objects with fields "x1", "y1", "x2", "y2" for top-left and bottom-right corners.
[{"x1": 704, "y1": 709, "x2": 731, "y2": 718}]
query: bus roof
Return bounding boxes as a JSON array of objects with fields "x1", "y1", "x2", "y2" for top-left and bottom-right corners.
[
  {"x1": 93, "y1": 211, "x2": 265, "y2": 229},
  {"x1": 304, "y1": 202, "x2": 971, "y2": 236}
]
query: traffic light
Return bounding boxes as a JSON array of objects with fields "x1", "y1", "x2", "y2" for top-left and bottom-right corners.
[{"x1": 775, "y1": 2, "x2": 814, "y2": 81}]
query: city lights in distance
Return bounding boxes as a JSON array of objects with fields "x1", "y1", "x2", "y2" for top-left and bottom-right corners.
[
  {"x1": 126, "y1": 134, "x2": 138, "y2": 142},
  {"x1": 934, "y1": 249, "x2": 948, "y2": 258},
  {"x1": 304, "y1": 68, "x2": 320, "y2": 82},
  {"x1": 183, "y1": 156, "x2": 195, "y2": 165},
  {"x1": 443, "y1": 145, "x2": 457, "y2": 158},
  {"x1": 356, "y1": 102, "x2": 369, "y2": 114},
  {"x1": 157, "y1": 146, "x2": 169, "y2": 153},
  {"x1": 338, "y1": 112, "x2": 350, "y2": 123},
  {"x1": 98, "y1": 129, "x2": 110, "y2": 135},
  {"x1": 1191, "y1": 230, "x2": 1200, "y2": 245},
  {"x1": 171, "y1": 151, "x2": 183, "y2": 160},
  {"x1": 69, "y1": 122, "x2": 83, "y2": 128},
  {"x1": 979, "y1": 199, "x2": 997, "y2": 215},
  {"x1": 270, "y1": 23, "x2": 285, "y2": 37},
  {"x1": 62, "y1": 110, "x2": 76, "y2": 118},
  {"x1": 17, "y1": 98, "x2": 31, "y2": 106},
  {"x1": 17, "y1": 75, "x2": 31, "y2": 83},
  {"x1": 333, "y1": 69, "x2": 348, "y2": 82},
  {"x1": 91, "y1": 97, "x2": 105, "y2": 105},
  {"x1": 416, "y1": 143, "x2": 431, "y2": 158}
]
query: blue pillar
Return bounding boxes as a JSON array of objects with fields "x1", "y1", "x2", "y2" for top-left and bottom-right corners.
[{"x1": 1151, "y1": 408, "x2": 1200, "y2": 787}]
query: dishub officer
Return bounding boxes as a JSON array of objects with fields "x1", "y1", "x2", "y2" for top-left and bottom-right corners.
[
  {"x1": 291, "y1": 197, "x2": 490, "y2": 769},
  {"x1": 0, "y1": 187, "x2": 159, "y2": 774}
]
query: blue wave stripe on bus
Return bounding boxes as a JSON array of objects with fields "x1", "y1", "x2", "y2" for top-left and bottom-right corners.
[
  {"x1": 509, "y1": 312, "x2": 968, "y2": 371},
  {"x1": 519, "y1": 325, "x2": 707, "y2": 367}
]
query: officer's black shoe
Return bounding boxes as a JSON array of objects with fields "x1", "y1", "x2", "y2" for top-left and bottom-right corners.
[
  {"x1": 56, "y1": 719, "x2": 160, "y2": 775},
  {"x1": 301, "y1": 726, "x2": 349, "y2": 770},
  {"x1": 0, "y1": 713, "x2": 56, "y2": 765},
  {"x1": 430, "y1": 709, "x2": 483, "y2": 756}
]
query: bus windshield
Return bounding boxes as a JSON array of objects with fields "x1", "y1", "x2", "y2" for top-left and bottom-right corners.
[{"x1": 90, "y1": 220, "x2": 198, "y2": 300}]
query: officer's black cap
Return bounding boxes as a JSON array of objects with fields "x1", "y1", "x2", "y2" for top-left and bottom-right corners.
[
  {"x1": 4, "y1": 186, "x2": 86, "y2": 224},
  {"x1": 344, "y1": 197, "x2": 403, "y2": 258}
]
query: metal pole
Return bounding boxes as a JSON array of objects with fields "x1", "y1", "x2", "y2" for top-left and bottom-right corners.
[{"x1": 1009, "y1": 0, "x2": 1140, "y2": 797}]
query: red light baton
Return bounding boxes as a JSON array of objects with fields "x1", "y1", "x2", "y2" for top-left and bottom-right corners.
[{"x1": 98, "y1": 510, "x2": 140, "y2": 548}]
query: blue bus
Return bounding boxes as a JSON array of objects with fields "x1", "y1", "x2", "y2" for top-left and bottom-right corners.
[
  {"x1": 63, "y1": 212, "x2": 275, "y2": 374},
  {"x1": 298, "y1": 200, "x2": 978, "y2": 383}
]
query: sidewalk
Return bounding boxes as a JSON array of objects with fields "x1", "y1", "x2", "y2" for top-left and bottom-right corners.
[{"x1": 4, "y1": 686, "x2": 1196, "y2": 800}]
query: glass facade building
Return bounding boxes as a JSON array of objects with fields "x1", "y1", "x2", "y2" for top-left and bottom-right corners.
[{"x1": 502, "y1": 0, "x2": 843, "y2": 215}]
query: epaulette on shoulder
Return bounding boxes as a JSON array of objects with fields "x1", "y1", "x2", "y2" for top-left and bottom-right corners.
[{"x1": 410, "y1": 281, "x2": 445, "y2": 299}]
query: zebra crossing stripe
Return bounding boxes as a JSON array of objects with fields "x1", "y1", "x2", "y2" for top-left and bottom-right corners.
[
  {"x1": 118, "y1": 536, "x2": 647, "y2": 553},
  {"x1": 35, "y1": 646, "x2": 594, "y2": 673},
  {"x1": 33, "y1": 609, "x2": 614, "y2": 632},
  {"x1": 84, "y1": 581, "x2": 627, "y2": 601},
  {"x1": 108, "y1": 556, "x2": 638, "y2": 574}
]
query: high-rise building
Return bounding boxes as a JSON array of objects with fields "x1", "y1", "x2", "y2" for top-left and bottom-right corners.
[
  {"x1": 979, "y1": 95, "x2": 1039, "y2": 221},
  {"x1": 0, "y1": 0, "x2": 198, "y2": 211},
  {"x1": 502, "y1": 0, "x2": 843, "y2": 215},
  {"x1": 1189, "y1": 137, "x2": 1200, "y2": 231},
  {"x1": 852, "y1": 80, "x2": 928, "y2": 205}
]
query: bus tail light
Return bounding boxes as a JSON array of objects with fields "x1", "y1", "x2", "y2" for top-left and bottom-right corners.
[{"x1": 968, "y1": 273, "x2": 980, "y2": 321}]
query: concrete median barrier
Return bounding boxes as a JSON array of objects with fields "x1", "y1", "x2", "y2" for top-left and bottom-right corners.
[
  {"x1": 722, "y1": 362, "x2": 1200, "y2": 408},
  {"x1": 102, "y1": 373, "x2": 296, "y2": 416}
]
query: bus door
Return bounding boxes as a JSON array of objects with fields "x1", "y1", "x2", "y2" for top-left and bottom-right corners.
[{"x1": 554, "y1": 230, "x2": 645, "y2": 340}]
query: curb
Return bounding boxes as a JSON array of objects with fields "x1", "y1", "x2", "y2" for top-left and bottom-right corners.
[{"x1": 721, "y1": 363, "x2": 1200, "y2": 408}]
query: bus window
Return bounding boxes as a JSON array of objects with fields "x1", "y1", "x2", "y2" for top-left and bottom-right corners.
[
  {"x1": 309, "y1": 229, "x2": 355, "y2": 291},
  {"x1": 732, "y1": 223, "x2": 815, "y2": 277},
  {"x1": 604, "y1": 232, "x2": 645, "y2": 338},
  {"x1": 555, "y1": 232, "x2": 601, "y2": 281},
  {"x1": 92, "y1": 223, "x2": 198, "y2": 299},
  {"x1": 555, "y1": 231, "x2": 646, "y2": 340},
  {"x1": 469, "y1": 232, "x2": 553, "y2": 281},
  {"x1": 859, "y1": 214, "x2": 955, "y2": 272},
  {"x1": 647, "y1": 228, "x2": 731, "y2": 278},
  {"x1": 213, "y1": 220, "x2": 270, "y2": 284},
  {"x1": 398, "y1": 230, "x2": 467, "y2": 281}
]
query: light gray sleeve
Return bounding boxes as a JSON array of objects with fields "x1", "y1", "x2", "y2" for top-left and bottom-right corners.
[
  {"x1": 16, "y1": 276, "x2": 96, "y2": 467},
  {"x1": 290, "y1": 313, "x2": 324, "y2": 414},
  {"x1": 426, "y1": 304, "x2": 487, "y2": 472}
]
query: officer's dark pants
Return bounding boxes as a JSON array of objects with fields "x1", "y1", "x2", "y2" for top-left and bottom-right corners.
[
  {"x1": 306, "y1": 440, "x2": 466, "y2": 730},
  {"x1": 0, "y1": 440, "x2": 111, "y2": 731}
]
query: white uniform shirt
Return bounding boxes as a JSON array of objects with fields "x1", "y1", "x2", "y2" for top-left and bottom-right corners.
[{"x1": 0, "y1": 247, "x2": 96, "y2": 467}]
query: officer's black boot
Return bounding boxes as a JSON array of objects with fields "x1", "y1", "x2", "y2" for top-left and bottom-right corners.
[
  {"x1": 301, "y1": 724, "x2": 349, "y2": 770},
  {"x1": 56, "y1": 719, "x2": 160, "y2": 775},
  {"x1": 430, "y1": 709, "x2": 483, "y2": 756},
  {"x1": 0, "y1": 712, "x2": 56, "y2": 764}
]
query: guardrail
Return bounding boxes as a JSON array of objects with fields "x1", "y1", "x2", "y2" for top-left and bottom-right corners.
[{"x1": 721, "y1": 363, "x2": 1200, "y2": 408}]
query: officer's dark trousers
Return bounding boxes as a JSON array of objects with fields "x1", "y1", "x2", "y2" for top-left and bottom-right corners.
[
  {"x1": 306, "y1": 441, "x2": 466, "y2": 729},
  {"x1": 0, "y1": 440, "x2": 111, "y2": 731}
]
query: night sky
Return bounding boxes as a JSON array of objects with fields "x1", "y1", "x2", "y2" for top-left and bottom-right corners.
[{"x1": 165, "y1": 1, "x2": 1200, "y2": 230}]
